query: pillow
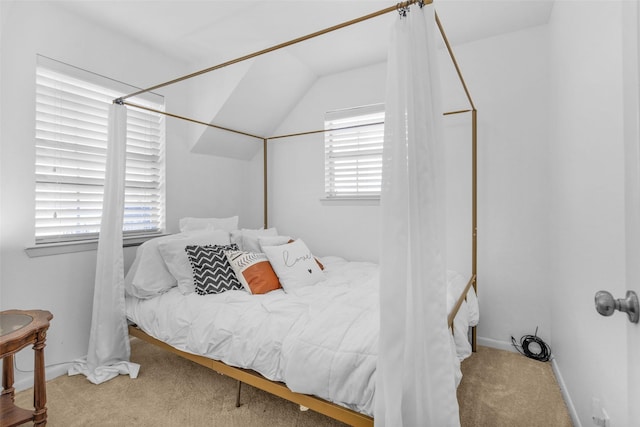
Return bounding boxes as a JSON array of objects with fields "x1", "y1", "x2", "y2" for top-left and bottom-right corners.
[
  {"x1": 225, "y1": 250, "x2": 282, "y2": 294},
  {"x1": 257, "y1": 235, "x2": 292, "y2": 251},
  {"x1": 125, "y1": 234, "x2": 180, "y2": 298},
  {"x1": 262, "y1": 239, "x2": 325, "y2": 293},
  {"x1": 242, "y1": 228, "x2": 278, "y2": 252},
  {"x1": 157, "y1": 230, "x2": 231, "y2": 295},
  {"x1": 258, "y1": 236, "x2": 324, "y2": 270},
  {"x1": 230, "y1": 227, "x2": 278, "y2": 252},
  {"x1": 185, "y1": 244, "x2": 242, "y2": 295},
  {"x1": 179, "y1": 216, "x2": 239, "y2": 233}
]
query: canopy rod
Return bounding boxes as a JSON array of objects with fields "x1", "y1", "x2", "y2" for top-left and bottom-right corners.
[
  {"x1": 443, "y1": 109, "x2": 472, "y2": 116},
  {"x1": 268, "y1": 121, "x2": 384, "y2": 141},
  {"x1": 118, "y1": 0, "x2": 475, "y2": 143},
  {"x1": 435, "y1": 13, "x2": 476, "y2": 111},
  {"x1": 268, "y1": 107, "x2": 471, "y2": 141},
  {"x1": 114, "y1": 0, "x2": 432, "y2": 103},
  {"x1": 124, "y1": 100, "x2": 471, "y2": 142},
  {"x1": 122, "y1": 101, "x2": 264, "y2": 140}
]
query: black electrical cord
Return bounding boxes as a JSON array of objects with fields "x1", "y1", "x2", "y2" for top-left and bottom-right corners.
[{"x1": 511, "y1": 326, "x2": 552, "y2": 362}]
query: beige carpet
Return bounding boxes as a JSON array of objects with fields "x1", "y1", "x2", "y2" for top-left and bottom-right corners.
[
  {"x1": 12, "y1": 339, "x2": 572, "y2": 426},
  {"x1": 457, "y1": 346, "x2": 573, "y2": 427}
]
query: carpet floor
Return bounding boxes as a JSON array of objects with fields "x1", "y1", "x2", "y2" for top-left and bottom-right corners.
[{"x1": 12, "y1": 338, "x2": 573, "y2": 426}]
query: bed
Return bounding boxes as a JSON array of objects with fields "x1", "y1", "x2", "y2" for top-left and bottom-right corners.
[
  {"x1": 124, "y1": 223, "x2": 479, "y2": 426},
  {"x1": 73, "y1": 1, "x2": 480, "y2": 424}
]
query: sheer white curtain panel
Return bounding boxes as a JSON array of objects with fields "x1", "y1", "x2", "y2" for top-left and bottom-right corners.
[
  {"x1": 68, "y1": 103, "x2": 140, "y2": 384},
  {"x1": 375, "y1": 4, "x2": 460, "y2": 426}
]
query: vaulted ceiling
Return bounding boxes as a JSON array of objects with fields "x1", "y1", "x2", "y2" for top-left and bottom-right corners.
[
  {"x1": 58, "y1": 0, "x2": 554, "y2": 74},
  {"x1": 56, "y1": 0, "x2": 554, "y2": 158}
]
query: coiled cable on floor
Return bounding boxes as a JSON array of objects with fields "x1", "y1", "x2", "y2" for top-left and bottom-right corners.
[{"x1": 511, "y1": 327, "x2": 552, "y2": 362}]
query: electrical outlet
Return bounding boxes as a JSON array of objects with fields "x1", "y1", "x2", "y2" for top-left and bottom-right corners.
[
  {"x1": 591, "y1": 398, "x2": 610, "y2": 427},
  {"x1": 592, "y1": 397, "x2": 602, "y2": 422}
]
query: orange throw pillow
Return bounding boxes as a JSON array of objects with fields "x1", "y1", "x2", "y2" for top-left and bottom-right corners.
[{"x1": 225, "y1": 251, "x2": 281, "y2": 294}]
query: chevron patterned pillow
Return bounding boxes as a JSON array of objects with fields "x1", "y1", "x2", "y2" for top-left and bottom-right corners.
[{"x1": 185, "y1": 244, "x2": 242, "y2": 295}]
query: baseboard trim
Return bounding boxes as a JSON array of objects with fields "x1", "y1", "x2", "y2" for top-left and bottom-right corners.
[
  {"x1": 13, "y1": 363, "x2": 71, "y2": 393},
  {"x1": 476, "y1": 336, "x2": 517, "y2": 353},
  {"x1": 551, "y1": 359, "x2": 581, "y2": 427}
]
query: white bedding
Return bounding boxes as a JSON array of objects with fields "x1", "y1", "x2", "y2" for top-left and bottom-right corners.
[{"x1": 126, "y1": 256, "x2": 478, "y2": 416}]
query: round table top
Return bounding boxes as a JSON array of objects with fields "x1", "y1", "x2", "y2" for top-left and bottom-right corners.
[{"x1": 0, "y1": 313, "x2": 34, "y2": 337}]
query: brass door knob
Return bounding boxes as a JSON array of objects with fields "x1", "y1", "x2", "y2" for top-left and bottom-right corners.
[{"x1": 594, "y1": 290, "x2": 639, "y2": 324}]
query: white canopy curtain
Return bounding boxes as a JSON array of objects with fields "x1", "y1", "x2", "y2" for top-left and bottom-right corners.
[
  {"x1": 69, "y1": 103, "x2": 140, "y2": 384},
  {"x1": 375, "y1": 4, "x2": 460, "y2": 427}
]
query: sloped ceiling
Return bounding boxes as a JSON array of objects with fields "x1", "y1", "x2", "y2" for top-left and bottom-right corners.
[
  {"x1": 56, "y1": 0, "x2": 554, "y2": 159},
  {"x1": 56, "y1": 0, "x2": 554, "y2": 73},
  {"x1": 191, "y1": 50, "x2": 317, "y2": 158}
]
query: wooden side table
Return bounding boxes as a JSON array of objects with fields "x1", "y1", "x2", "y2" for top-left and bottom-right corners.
[{"x1": 0, "y1": 309, "x2": 53, "y2": 427}]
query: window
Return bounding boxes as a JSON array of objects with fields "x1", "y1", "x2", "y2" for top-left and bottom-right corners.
[
  {"x1": 324, "y1": 104, "x2": 384, "y2": 199},
  {"x1": 35, "y1": 55, "x2": 166, "y2": 244}
]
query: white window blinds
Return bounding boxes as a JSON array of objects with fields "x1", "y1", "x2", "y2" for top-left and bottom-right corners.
[
  {"x1": 35, "y1": 56, "x2": 166, "y2": 244},
  {"x1": 324, "y1": 104, "x2": 385, "y2": 199}
]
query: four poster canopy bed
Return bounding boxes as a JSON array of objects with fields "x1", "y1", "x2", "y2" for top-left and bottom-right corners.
[{"x1": 71, "y1": 1, "x2": 479, "y2": 426}]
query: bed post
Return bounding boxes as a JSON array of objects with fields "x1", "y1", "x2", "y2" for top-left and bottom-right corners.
[
  {"x1": 471, "y1": 109, "x2": 478, "y2": 352},
  {"x1": 436, "y1": 12, "x2": 478, "y2": 353},
  {"x1": 236, "y1": 381, "x2": 242, "y2": 408},
  {"x1": 263, "y1": 138, "x2": 268, "y2": 229}
]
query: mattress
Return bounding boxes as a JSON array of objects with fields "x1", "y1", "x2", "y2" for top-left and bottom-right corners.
[{"x1": 126, "y1": 255, "x2": 478, "y2": 416}]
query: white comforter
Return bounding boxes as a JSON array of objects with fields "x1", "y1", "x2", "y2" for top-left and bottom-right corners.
[{"x1": 125, "y1": 256, "x2": 478, "y2": 416}]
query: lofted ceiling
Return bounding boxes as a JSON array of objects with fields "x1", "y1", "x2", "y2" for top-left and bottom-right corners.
[
  {"x1": 57, "y1": 0, "x2": 554, "y2": 76},
  {"x1": 55, "y1": 0, "x2": 555, "y2": 158}
]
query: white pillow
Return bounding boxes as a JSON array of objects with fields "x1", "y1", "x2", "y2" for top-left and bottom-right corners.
[
  {"x1": 242, "y1": 228, "x2": 278, "y2": 252},
  {"x1": 258, "y1": 236, "x2": 326, "y2": 271},
  {"x1": 125, "y1": 234, "x2": 179, "y2": 299},
  {"x1": 158, "y1": 229, "x2": 231, "y2": 295},
  {"x1": 262, "y1": 239, "x2": 325, "y2": 292},
  {"x1": 179, "y1": 216, "x2": 239, "y2": 233},
  {"x1": 258, "y1": 235, "x2": 292, "y2": 251},
  {"x1": 229, "y1": 227, "x2": 278, "y2": 252}
]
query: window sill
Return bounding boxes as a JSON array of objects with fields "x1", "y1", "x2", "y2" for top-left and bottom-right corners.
[
  {"x1": 320, "y1": 197, "x2": 380, "y2": 206},
  {"x1": 24, "y1": 233, "x2": 168, "y2": 258}
]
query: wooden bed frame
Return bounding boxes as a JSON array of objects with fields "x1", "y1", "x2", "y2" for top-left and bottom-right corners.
[
  {"x1": 129, "y1": 325, "x2": 373, "y2": 426},
  {"x1": 128, "y1": 274, "x2": 476, "y2": 427}
]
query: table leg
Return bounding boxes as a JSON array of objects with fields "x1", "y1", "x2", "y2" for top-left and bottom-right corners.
[
  {"x1": 32, "y1": 329, "x2": 48, "y2": 426},
  {"x1": 1, "y1": 354, "x2": 15, "y2": 402}
]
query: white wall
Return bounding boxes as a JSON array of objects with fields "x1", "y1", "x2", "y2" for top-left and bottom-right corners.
[
  {"x1": 453, "y1": 26, "x2": 552, "y2": 349},
  {"x1": 268, "y1": 62, "x2": 386, "y2": 262},
  {"x1": 268, "y1": 25, "x2": 552, "y2": 349},
  {"x1": 549, "y1": 2, "x2": 628, "y2": 426},
  {"x1": 0, "y1": 1, "x2": 252, "y2": 389}
]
